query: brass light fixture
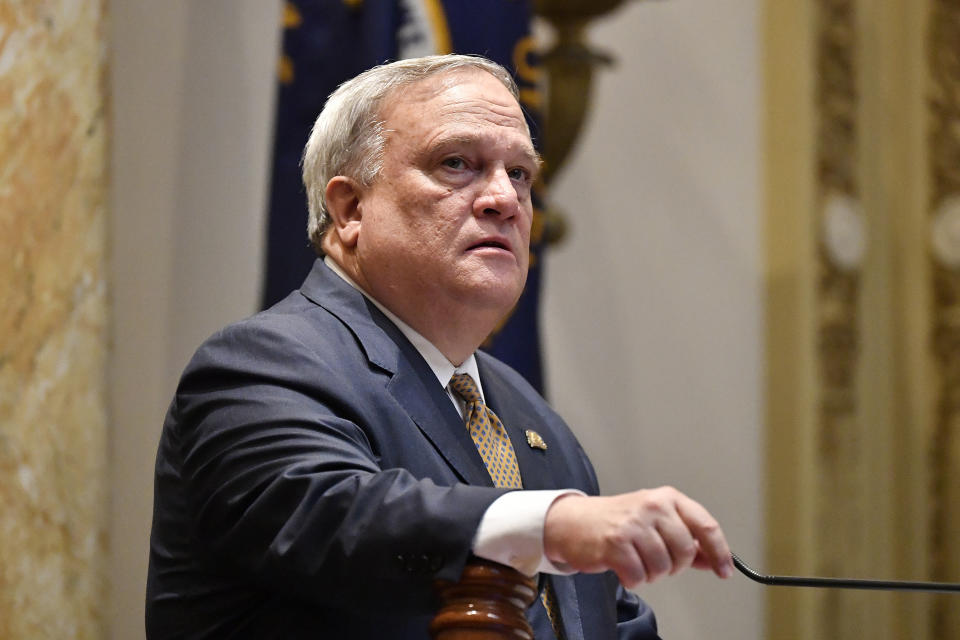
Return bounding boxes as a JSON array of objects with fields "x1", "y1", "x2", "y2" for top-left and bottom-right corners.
[{"x1": 534, "y1": 0, "x2": 639, "y2": 243}]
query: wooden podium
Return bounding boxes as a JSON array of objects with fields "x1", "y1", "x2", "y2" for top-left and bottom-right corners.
[{"x1": 430, "y1": 559, "x2": 538, "y2": 639}]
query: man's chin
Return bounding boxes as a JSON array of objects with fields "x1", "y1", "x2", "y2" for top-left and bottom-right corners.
[{"x1": 461, "y1": 278, "x2": 526, "y2": 314}]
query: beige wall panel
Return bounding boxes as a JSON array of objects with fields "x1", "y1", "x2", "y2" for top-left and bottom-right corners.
[
  {"x1": 0, "y1": 1, "x2": 109, "y2": 638},
  {"x1": 107, "y1": 1, "x2": 282, "y2": 637}
]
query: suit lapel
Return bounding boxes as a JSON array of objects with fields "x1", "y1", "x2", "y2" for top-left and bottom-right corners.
[
  {"x1": 553, "y1": 576, "x2": 586, "y2": 640},
  {"x1": 477, "y1": 358, "x2": 557, "y2": 491},
  {"x1": 383, "y1": 335, "x2": 494, "y2": 488},
  {"x1": 299, "y1": 260, "x2": 492, "y2": 487}
]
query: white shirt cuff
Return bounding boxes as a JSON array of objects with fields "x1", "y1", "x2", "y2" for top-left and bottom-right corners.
[{"x1": 471, "y1": 489, "x2": 585, "y2": 576}]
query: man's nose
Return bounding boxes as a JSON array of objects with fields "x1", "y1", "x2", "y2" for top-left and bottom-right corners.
[{"x1": 473, "y1": 168, "x2": 519, "y2": 219}]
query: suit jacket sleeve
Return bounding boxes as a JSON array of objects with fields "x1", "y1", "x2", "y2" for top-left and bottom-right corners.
[{"x1": 155, "y1": 318, "x2": 508, "y2": 616}]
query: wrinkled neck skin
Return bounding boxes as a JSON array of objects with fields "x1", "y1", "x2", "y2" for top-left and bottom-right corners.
[{"x1": 322, "y1": 234, "x2": 516, "y2": 367}]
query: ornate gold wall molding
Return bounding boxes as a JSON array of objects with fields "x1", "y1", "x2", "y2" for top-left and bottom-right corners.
[
  {"x1": 927, "y1": 0, "x2": 960, "y2": 635},
  {"x1": 812, "y1": 0, "x2": 875, "y2": 636}
]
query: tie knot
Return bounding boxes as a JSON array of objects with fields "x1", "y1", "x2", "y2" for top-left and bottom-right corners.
[{"x1": 449, "y1": 373, "x2": 482, "y2": 404}]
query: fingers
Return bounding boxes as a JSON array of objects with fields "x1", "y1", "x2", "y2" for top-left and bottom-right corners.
[
  {"x1": 613, "y1": 487, "x2": 733, "y2": 584},
  {"x1": 612, "y1": 538, "x2": 647, "y2": 588},
  {"x1": 542, "y1": 487, "x2": 734, "y2": 587},
  {"x1": 629, "y1": 487, "x2": 703, "y2": 582},
  {"x1": 632, "y1": 524, "x2": 672, "y2": 583},
  {"x1": 652, "y1": 514, "x2": 698, "y2": 575},
  {"x1": 544, "y1": 493, "x2": 653, "y2": 587},
  {"x1": 674, "y1": 493, "x2": 734, "y2": 578}
]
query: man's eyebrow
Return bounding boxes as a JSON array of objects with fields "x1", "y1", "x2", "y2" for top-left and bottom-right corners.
[
  {"x1": 430, "y1": 134, "x2": 542, "y2": 167},
  {"x1": 527, "y1": 148, "x2": 544, "y2": 169}
]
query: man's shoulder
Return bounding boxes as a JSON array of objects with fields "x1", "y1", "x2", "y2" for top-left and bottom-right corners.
[
  {"x1": 214, "y1": 293, "x2": 344, "y2": 350},
  {"x1": 180, "y1": 286, "x2": 372, "y2": 382}
]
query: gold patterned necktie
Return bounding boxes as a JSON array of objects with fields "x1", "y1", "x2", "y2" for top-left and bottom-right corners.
[
  {"x1": 449, "y1": 373, "x2": 567, "y2": 640},
  {"x1": 449, "y1": 373, "x2": 523, "y2": 489}
]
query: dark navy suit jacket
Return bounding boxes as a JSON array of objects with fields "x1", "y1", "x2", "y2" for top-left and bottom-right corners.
[{"x1": 146, "y1": 259, "x2": 660, "y2": 639}]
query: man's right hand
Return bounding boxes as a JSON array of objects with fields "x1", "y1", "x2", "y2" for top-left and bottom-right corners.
[{"x1": 542, "y1": 486, "x2": 734, "y2": 588}]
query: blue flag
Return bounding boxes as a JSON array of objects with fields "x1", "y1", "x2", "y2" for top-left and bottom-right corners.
[{"x1": 262, "y1": 0, "x2": 548, "y2": 392}]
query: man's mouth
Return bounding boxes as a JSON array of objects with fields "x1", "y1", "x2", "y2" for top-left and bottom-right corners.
[{"x1": 468, "y1": 238, "x2": 511, "y2": 252}]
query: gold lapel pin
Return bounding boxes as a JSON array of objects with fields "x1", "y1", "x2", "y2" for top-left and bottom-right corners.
[{"x1": 525, "y1": 429, "x2": 547, "y2": 451}]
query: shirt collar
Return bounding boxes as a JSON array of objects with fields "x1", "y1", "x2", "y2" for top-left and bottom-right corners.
[{"x1": 323, "y1": 257, "x2": 483, "y2": 398}]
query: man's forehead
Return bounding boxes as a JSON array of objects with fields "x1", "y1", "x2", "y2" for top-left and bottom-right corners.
[
  {"x1": 379, "y1": 69, "x2": 517, "y2": 118},
  {"x1": 378, "y1": 70, "x2": 532, "y2": 145}
]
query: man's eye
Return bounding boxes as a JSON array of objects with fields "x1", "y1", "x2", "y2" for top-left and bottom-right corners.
[
  {"x1": 508, "y1": 167, "x2": 529, "y2": 181},
  {"x1": 442, "y1": 157, "x2": 466, "y2": 170}
]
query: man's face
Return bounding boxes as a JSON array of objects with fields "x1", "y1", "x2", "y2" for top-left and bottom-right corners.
[{"x1": 352, "y1": 69, "x2": 539, "y2": 328}]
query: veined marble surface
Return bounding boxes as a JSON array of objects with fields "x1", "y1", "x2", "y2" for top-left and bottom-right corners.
[{"x1": 0, "y1": 1, "x2": 109, "y2": 637}]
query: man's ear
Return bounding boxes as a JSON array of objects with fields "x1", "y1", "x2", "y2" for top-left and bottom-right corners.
[{"x1": 324, "y1": 176, "x2": 364, "y2": 248}]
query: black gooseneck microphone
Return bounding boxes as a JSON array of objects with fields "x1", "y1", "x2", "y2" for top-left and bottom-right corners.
[{"x1": 731, "y1": 553, "x2": 960, "y2": 593}]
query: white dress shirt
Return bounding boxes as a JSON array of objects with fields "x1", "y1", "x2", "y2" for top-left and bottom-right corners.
[{"x1": 324, "y1": 257, "x2": 579, "y2": 576}]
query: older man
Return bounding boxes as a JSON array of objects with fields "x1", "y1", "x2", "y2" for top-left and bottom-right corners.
[{"x1": 146, "y1": 55, "x2": 733, "y2": 640}]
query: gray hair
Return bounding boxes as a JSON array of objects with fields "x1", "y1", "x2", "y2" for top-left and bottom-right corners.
[{"x1": 301, "y1": 54, "x2": 521, "y2": 253}]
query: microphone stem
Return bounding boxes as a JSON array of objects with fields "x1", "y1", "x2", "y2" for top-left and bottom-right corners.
[{"x1": 731, "y1": 553, "x2": 960, "y2": 594}]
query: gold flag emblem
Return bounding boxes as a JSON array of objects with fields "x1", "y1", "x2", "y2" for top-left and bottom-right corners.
[{"x1": 525, "y1": 429, "x2": 547, "y2": 450}]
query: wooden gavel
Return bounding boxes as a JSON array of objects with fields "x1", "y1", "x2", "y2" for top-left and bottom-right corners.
[{"x1": 430, "y1": 558, "x2": 538, "y2": 639}]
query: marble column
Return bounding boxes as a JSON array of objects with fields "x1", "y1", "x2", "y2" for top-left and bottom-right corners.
[{"x1": 0, "y1": 1, "x2": 109, "y2": 637}]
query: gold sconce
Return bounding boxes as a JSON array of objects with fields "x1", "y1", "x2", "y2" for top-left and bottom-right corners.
[{"x1": 534, "y1": 0, "x2": 639, "y2": 244}]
